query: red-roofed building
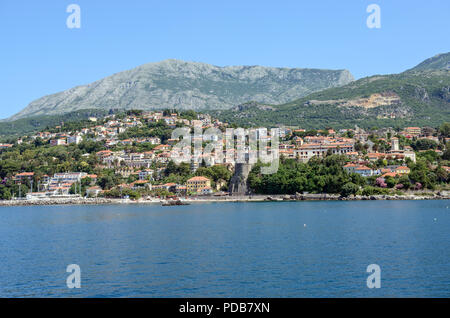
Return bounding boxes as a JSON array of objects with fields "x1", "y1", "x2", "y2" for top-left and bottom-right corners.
[
  {"x1": 14, "y1": 172, "x2": 34, "y2": 183},
  {"x1": 186, "y1": 176, "x2": 211, "y2": 193},
  {"x1": 395, "y1": 166, "x2": 410, "y2": 175}
]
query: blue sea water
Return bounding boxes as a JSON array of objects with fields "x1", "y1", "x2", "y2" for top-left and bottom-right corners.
[{"x1": 0, "y1": 200, "x2": 449, "y2": 297}]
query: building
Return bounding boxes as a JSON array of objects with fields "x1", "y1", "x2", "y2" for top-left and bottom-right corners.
[
  {"x1": 198, "y1": 187, "x2": 213, "y2": 195},
  {"x1": 391, "y1": 137, "x2": 399, "y2": 151},
  {"x1": 14, "y1": 172, "x2": 34, "y2": 183},
  {"x1": 403, "y1": 127, "x2": 421, "y2": 137},
  {"x1": 294, "y1": 141, "x2": 355, "y2": 162},
  {"x1": 67, "y1": 135, "x2": 82, "y2": 144},
  {"x1": 0, "y1": 144, "x2": 13, "y2": 149},
  {"x1": 395, "y1": 166, "x2": 410, "y2": 175},
  {"x1": 50, "y1": 139, "x2": 67, "y2": 146},
  {"x1": 343, "y1": 164, "x2": 379, "y2": 177},
  {"x1": 186, "y1": 176, "x2": 211, "y2": 193},
  {"x1": 86, "y1": 186, "x2": 102, "y2": 197},
  {"x1": 138, "y1": 169, "x2": 154, "y2": 181},
  {"x1": 355, "y1": 166, "x2": 377, "y2": 177}
]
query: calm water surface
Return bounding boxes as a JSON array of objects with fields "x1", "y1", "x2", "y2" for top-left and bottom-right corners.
[{"x1": 0, "y1": 200, "x2": 449, "y2": 297}]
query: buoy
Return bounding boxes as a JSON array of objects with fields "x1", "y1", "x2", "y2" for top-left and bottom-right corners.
[{"x1": 304, "y1": 224, "x2": 307, "y2": 227}]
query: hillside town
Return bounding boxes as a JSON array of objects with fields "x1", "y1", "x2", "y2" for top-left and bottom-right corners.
[{"x1": 0, "y1": 109, "x2": 449, "y2": 202}]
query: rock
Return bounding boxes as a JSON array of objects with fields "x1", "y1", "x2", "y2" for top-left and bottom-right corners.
[{"x1": 9, "y1": 60, "x2": 354, "y2": 120}]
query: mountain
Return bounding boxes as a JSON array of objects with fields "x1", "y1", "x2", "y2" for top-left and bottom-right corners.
[
  {"x1": 7, "y1": 59, "x2": 353, "y2": 121},
  {"x1": 212, "y1": 54, "x2": 450, "y2": 129},
  {"x1": 406, "y1": 52, "x2": 450, "y2": 72},
  {"x1": 0, "y1": 109, "x2": 109, "y2": 139}
]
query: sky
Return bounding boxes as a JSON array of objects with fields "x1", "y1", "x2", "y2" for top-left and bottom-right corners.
[{"x1": 0, "y1": 0, "x2": 449, "y2": 119}]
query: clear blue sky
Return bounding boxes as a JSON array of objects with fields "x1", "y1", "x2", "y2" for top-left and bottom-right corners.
[{"x1": 0, "y1": 0, "x2": 449, "y2": 119}]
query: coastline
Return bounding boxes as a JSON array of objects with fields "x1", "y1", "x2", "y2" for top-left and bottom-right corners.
[{"x1": 0, "y1": 192, "x2": 448, "y2": 207}]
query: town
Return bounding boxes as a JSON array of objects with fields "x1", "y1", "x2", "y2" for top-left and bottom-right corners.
[{"x1": 0, "y1": 109, "x2": 449, "y2": 203}]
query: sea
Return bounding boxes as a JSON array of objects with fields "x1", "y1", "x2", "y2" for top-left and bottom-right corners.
[{"x1": 0, "y1": 200, "x2": 449, "y2": 297}]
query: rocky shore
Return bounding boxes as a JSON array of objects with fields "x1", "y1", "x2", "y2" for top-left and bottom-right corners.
[
  {"x1": 0, "y1": 191, "x2": 448, "y2": 207},
  {"x1": 265, "y1": 191, "x2": 450, "y2": 202},
  {"x1": 0, "y1": 198, "x2": 125, "y2": 207}
]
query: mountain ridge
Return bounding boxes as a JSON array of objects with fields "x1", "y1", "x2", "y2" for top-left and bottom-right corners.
[
  {"x1": 7, "y1": 59, "x2": 354, "y2": 121},
  {"x1": 211, "y1": 53, "x2": 450, "y2": 129}
]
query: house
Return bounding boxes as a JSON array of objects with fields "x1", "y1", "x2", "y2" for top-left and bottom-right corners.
[
  {"x1": 395, "y1": 166, "x2": 410, "y2": 175},
  {"x1": 14, "y1": 172, "x2": 34, "y2": 183},
  {"x1": 131, "y1": 180, "x2": 151, "y2": 190},
  {"x1": 343, "y1": 164, "x2": 379, "y2": 177},
  {"x1": 41, "y1": 175, "x2": 50, "y2": 184},
  {"x1": 403, "y1": 127, "x2": 421, "y2": 137},
  {"x1": 198, "y1": 186, "x2": 213, "y2": 195},
  {"x1": 294, "y1": 141, "x2": 355, "y2": 162},
  {"x1": 382, "y1": 172, "x2": 399, "y2": 178},
  {"x1": 50, "y1": 138, "x2": 66, "y2": 146},
  {"x1": 115, "y1": 168, "x2": 135, "y2": 178},
  {"x1": 355, "y1": 165, "x2": 376, "y2": 177},
  {"x1": 67, "y1": 135, "x2": 82, "y2": 144},
  {"x1": 0, "y1": 144, "x2": 13, "y2": 149},
  {"x1": 138, "y1": 169, "x2": 154, "y2": 181},
  {"x1": 83, "y1": 174, "x2": 98, "y2": 184},
  {"x1": 52, "y1": 172, "x2": 87, "y2": 183},
  {"x1": 343, "y1": 163, "x2": 358, "y2": 174},
  {"x1": 86, "y1": 186, "x2": 102, "y2": 197},
  {"x1": 175, "y1": 185, "x2": 187, "y2": 195},
  {"x1": 367, "y1": 153, "x2": 386, "y2": 161},
  {"x1": 186, "y1": 176, "x2": 211, "y2": 193}
]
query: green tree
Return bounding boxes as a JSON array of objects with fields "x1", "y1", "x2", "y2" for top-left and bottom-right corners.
[{"x1": 341, "y1": 182, "x2": 359, "y2": 197}]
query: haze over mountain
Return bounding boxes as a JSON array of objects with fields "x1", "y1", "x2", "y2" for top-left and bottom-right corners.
[
  {"x1": 7, "y1": 59, "x2": 354, "y2": 121},
  {"x1": 213, "y1": 53, "x2": 450, "y2": 129}
]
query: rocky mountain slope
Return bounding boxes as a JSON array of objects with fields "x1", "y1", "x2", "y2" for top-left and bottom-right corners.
[
  {"x1": 8, "y1": 59, "x2": 353, "y2": 121},
  {"x1": 212, "y1": 53, "x2": 450, "y2": 129}
]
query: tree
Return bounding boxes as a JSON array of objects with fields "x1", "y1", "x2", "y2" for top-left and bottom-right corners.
[
  {"x1": 98, "y1": 175, "x2": 117, "y2": 190},
  {"x1": 341, "y1": 182, "x2": 359, "y2": 197},
  {"x1": 385, "y1": 176, "x2": 397, "y2": 188},
  {"x1": 411, "y1": 139, "x2": 438, "y2": 151},
  {"x1": 398, "y1": 175, "x2": 411, "y2": 190},
  {"x1": 443, "y1": 145, "x2": 450, "y2": 160},
  {"x1": 439, "y1": 122, "x2": 450, "y2": 138}
]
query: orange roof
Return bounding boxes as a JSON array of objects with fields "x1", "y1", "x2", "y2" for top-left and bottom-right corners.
[
  {"x1": 16, "y1": 172, "x2": 34, "y2": 176},
  {"x1": 187, "y1": 176, "x2": 210, "y2": 182},
  {"x1": 133, "y1": 180, "x2": 149, "y2": 184}
]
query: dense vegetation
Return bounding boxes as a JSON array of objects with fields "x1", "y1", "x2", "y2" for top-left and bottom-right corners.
[
  {"x1": 248, "y1": 152, "x2": 449, "y2": 196},
  {"x1": 211, "y1": 70, "x2": 450, "y2": 129},
  {"x1": 0, "y1": 109, "x2": 110, "y2": 139}
]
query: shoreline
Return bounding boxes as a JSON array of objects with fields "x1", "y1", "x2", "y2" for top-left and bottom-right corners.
[{"x1": 0, "y1": 192, "x2": 449, "y2": 207}]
